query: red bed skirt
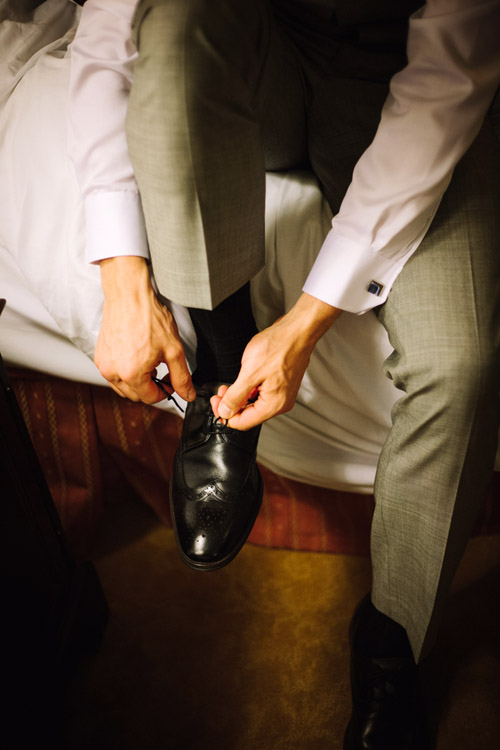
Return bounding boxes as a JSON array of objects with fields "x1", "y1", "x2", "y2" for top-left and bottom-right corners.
[{"x1": 9, "y1": 368, "x2": 500, "y2": 559}]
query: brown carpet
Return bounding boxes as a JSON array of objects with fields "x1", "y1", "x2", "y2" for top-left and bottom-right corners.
[{"x1": 64, "y1": 498, "x2": 500, "y2": 750}]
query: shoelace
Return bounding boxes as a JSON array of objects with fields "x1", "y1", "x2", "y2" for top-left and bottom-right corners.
[
  {"x1": 151, "y1": 376, "x2": 185, "y2": 413},
  {"x1": 152, "y1": 378, "x2": 232, "y2": 424}
]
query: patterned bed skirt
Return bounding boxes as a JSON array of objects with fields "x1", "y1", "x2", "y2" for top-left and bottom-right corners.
[{"x1": 9, "y1": 368, "x2": 500, "y2": 560}]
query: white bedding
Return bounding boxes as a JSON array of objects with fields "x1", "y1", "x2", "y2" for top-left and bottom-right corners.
[{"x1": 1, "y1": 0, "x2": 497, "y2": 491}]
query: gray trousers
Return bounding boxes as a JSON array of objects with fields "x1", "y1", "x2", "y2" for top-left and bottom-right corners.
[{"x1": 126, "y1": 0, "x2": 500, "y2": 661}]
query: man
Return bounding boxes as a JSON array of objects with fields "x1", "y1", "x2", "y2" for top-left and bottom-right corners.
[
  {"x1": 69, "y1": 0, "x2": 266, "y2": 572},
  {"x1": 69, "y1": 0, "x2": 500, "y2": 747}
]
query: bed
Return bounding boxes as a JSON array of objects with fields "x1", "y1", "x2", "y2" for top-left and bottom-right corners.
[{"x1": 1, "y1": 0, "x2": 498, "y2": 556}]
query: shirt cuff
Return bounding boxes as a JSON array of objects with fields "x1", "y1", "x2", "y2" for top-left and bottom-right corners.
[
  {"x1": 84, "y1": 190, "x2": 150, "y2": 263},
  {"x1": 303, "y1": 228, "x2": 409, "y2": 314}
]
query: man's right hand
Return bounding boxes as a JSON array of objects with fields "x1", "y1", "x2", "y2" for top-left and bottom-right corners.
[{"x1": 95, "y1": 256, "x2": 196, "y2": 404}]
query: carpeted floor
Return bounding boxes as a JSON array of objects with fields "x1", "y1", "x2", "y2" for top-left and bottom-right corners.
[{"x1": 64, "y1": 497, "x2": 500, "y2": 750}]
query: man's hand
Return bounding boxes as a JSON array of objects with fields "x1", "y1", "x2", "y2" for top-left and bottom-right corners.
[
  {"x1": 95, "y1": 256, "x2": 196, "y2": 404},
  {"x1": 211, "y1": 293, "x2": 341, "y2": 430}
]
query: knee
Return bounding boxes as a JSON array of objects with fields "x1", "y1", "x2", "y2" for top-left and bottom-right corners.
[
  {"x1": 134, "y1": 0, "x2": 208, "y2": 26},
  {"x1": 440, "y1": 347, "x2": 498, "y2": 401},
  {"x1": 131, "y1": 0, "x2": 263, "y2": 114},
  {"x1": 132, "y1": 0, "x2": 250, "y2": 58},
  {"x1": 132, "y1": 0, "x2": 200, "y2": 53},
  {"x1": 388, "y1": 322, "x2": 499, "y2": 409},
  {"x1": 405, "y1": 339, "x2": 499, "y2": 414}
]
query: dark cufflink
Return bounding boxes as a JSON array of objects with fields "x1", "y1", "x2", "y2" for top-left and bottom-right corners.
[{"x1": 367, "y1": 280, "x2": 384, "y2": 296}]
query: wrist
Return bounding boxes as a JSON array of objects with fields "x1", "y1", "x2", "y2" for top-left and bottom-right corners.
[
  {"x1": 99, "y1": 256, "x2": 152, "y2": 299},
  {"x1": 286, "y1": 293, "x2": 341, "y2": 343}
]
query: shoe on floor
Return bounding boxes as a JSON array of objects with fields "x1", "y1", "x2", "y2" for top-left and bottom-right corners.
[{"x1": 344, "y1": 596, "x2": 428, "y2": 750}]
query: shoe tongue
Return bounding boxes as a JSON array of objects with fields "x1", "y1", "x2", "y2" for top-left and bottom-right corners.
[
  {"x1": 195, "y1": 381, "x2": 226, "y2": 398},
  {"x1": 194, "y1": 384, "x2": 235, "y2": 433},
  {"x1": 182, "y1": 389, "x2": 230, "y2": 450}
]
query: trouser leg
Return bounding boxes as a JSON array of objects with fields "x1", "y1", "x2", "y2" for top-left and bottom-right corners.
[
  {"x1": 370, "y1": 118, "x2": 500, "y2": 661},
  {"x1": 128, "y1": 2, "x2": 308, "y2": 570},
  {"x1": 308, "y1": 75, "x2": 500, "y2": 662},
  {"x1": 126, "y1": 0, "x2": 307, "y2": 310}
]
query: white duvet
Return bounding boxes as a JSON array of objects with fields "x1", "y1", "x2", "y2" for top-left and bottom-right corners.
[{"x1": 1, "y1": 1, "x2": 496, "y2": 491}]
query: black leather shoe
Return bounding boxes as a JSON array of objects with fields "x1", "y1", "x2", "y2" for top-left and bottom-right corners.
[
  {"x1": 344, "y1": 597, "x2": 428, "y2": 750},
  {"x1": 170, "y1": 384, "x2": 263, "y2": 571}
]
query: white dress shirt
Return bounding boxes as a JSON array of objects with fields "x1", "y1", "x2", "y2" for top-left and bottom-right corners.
[
  {"x1": 68, "y1": 0, "x2": 149, "y2": 263},
  {"x1": 68, "y1": 0, "x2": 500, "y2": 314}
]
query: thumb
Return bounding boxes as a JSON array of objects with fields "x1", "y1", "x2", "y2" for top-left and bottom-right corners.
[{"x1": 217, "y1": 377, "x2": 257, "y2": 419}]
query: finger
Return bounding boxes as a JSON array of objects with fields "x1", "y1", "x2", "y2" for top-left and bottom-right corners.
[
  {"x1": 108, "y1": 380, "x2": 129, "y2": 400},
  {"x1": 217, "y1": 378, "x2": 257, "y2": 420},
  {"x1": 108, "y1": 379, "x2": 142, "y2": 402},
  {"x1": 225, "y1": 401, "x2": 272, "y2": 431},
  {"x1": 165, "y1": 348, "x2": 196, "y2": 402},
  {"x1": 133, "y1": 372, "x2": 170, "y2": 404},
  {"x1": 153, "y1": 375, "x2": 187, "y2": 408},
  {"x1": 109, "y1": 366, "x2": 162, "y2": 404},
  {"x1": 210, "y1": 385, "x2": 229, "y2": 418},
  {"x1": 210, "y1": 394, "x2": 222, "y2": 417},
  {"x1": 153, "y1": 374, "x2": 174, "y2": 396}
]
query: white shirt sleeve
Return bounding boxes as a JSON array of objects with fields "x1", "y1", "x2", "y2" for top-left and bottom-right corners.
[
  {"x1": 303, "y1": 0, "x2": 500, "y2": 314},
  {"x1": 67, "y1": 0, "x2": 149, "y2": 264}
]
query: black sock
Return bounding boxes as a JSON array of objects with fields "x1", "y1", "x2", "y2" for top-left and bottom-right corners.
[
  {"x1": 188, "y1": 282, "x2": 258, "y2": 386},
  {"x1": 354, "y1": 596, "x2": 414, "y2": 660}
]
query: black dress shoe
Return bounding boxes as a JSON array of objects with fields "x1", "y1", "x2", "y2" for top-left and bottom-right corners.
[
  {"x1": 344, "y1": 597, "x2": 428, "y2": 750},
  {"x1": 170, "y1": 384, "x2": 263, "y2": 571}
]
